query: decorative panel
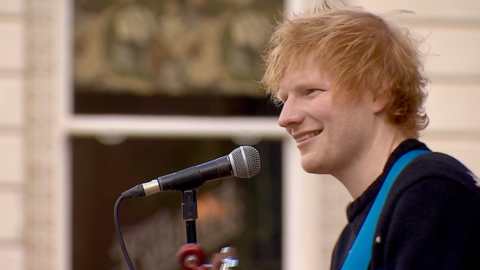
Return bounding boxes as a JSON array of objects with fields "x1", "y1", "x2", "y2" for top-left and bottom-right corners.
[{"x1": 74, "y1": 0, "x2": 282, "y2": 97}]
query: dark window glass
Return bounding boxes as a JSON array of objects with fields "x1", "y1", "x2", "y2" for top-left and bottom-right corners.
[{"x1": 74, "y1": 91, "x2": 280, "y2": 116}]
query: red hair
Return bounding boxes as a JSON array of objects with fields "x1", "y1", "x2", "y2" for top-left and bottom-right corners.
[{"x1": 261, "y1": 4, "x2": 429, "y2": 138}]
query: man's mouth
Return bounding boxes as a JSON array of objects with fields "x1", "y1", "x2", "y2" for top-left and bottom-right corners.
[{"x1": 295, "y1": 131, "x2": 321, "y2": 143}]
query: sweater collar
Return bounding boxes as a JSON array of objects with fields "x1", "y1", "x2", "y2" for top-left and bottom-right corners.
[{"x1": 345, "y1": 139, "x2": 430, "y2": 223}]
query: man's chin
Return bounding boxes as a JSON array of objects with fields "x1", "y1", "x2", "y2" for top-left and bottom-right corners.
[{"x1": 301, "y1": 160, "x2": 325, "y2": 174}]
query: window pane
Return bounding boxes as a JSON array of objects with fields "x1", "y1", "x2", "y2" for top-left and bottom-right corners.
[
  {"x1": 71, "y1": 137, "x2": 282, "y2": 270},
  {"x1": 74, "y1": 92, "x2": 280, "y2": 116}
]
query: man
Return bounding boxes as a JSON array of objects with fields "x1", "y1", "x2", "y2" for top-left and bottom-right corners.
[{"x1": 261, "y1": 2, "x2": 480, "y2": 269}]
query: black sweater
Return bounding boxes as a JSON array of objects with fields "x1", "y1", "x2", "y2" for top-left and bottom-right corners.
[{"x1": 331, "y1": 139, "x2": 480, "y2": 269}]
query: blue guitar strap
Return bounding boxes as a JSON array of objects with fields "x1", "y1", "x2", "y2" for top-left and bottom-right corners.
[{"x1": 340, "y1": 149, "x2": 430, "y2": 270}]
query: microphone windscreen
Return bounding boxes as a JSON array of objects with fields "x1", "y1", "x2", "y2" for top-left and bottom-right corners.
[{"x1": 230, "y1": 146, "x2": 261, "y2": 178}]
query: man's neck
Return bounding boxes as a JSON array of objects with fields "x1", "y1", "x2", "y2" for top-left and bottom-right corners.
[{"x1": 335, "y1": 128, "x2": 408, "y2": 200}]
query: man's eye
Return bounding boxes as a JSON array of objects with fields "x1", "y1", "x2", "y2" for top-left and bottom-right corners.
[
  {"x1": 306, "y1": 89, "x2": 318, "y2": 95},
  {"x1": 306, "y1": 88, "x2": 326, "y2": 96},
  {"x1": 275, "y1": 97, "x2": 286, "y2": 106}
]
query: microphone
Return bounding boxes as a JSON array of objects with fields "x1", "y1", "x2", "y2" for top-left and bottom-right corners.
[{"x1": 121, "y1": 146, "x2": 261, "y2": 199}]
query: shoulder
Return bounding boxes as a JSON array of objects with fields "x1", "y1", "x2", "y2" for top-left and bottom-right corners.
[
  {"x1": 381, "y1": 151, "x2": 480, "y2": 219},
  {"x1": 394, "y1": 151, "x2": 480, "y2": 198},
  {"x1": 376, "y1": 150, "x2": 480, "y2": 240},
  {"x1": 371, "y1": 152, "x2": 480, "y2": 269},
  {"x1": 377, "y1": 150, "x2": 480, "y2": 238}
]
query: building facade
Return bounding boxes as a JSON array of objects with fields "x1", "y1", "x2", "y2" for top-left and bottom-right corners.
[{"x1": 1, "y1": 0, "x2": 480, "y2": 269}]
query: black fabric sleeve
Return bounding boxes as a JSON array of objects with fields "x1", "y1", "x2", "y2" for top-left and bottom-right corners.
[{"x1": 381, "y1": 178, "x2": 480, "y2": 269}]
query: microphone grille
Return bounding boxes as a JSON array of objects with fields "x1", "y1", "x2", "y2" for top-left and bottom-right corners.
[{"x1": 230, "y1": 146, "x2": 261, "y2": 178}]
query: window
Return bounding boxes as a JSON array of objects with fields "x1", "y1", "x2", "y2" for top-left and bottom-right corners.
[{"x1": 71, "y1": 1, "x2": 284, "y2": 269}]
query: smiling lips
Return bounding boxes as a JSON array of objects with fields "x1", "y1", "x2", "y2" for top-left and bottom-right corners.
[{"x1": 294, "y1": 131, "x2": 321, "y2": 143}]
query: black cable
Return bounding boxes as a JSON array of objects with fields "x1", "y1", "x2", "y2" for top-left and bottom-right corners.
[{"x1": 114, "y1": 196, "x2": 135, "y2": 270}]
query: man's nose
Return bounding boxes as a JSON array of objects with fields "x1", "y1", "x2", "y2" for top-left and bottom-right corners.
[{"x1": 278, "y1": 98, "x2": 303, "y2": 128}]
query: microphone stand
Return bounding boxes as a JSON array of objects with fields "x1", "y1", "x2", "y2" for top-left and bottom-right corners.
[
  {"x1": 181, "y1": 189, "x2": 198, "y2": 243},
  {"x1": 177, "y1": 189, "x2": 239, "y2": 270},
  {"x1": 177, "y1": 189, "x2": 206, "y2": 270}
]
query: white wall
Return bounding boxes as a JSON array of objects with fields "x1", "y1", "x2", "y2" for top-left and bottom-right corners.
[
  {"x1": 345, "y1": 0, "x2": 480, "y2": 175},
  {"x1": 0, "y1": 0, "x2": 26, "y2": 269}
]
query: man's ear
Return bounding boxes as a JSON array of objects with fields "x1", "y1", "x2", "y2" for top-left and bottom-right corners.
[{"x1": 372, "y1": 90, "x2": 390, "y2": 114}]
